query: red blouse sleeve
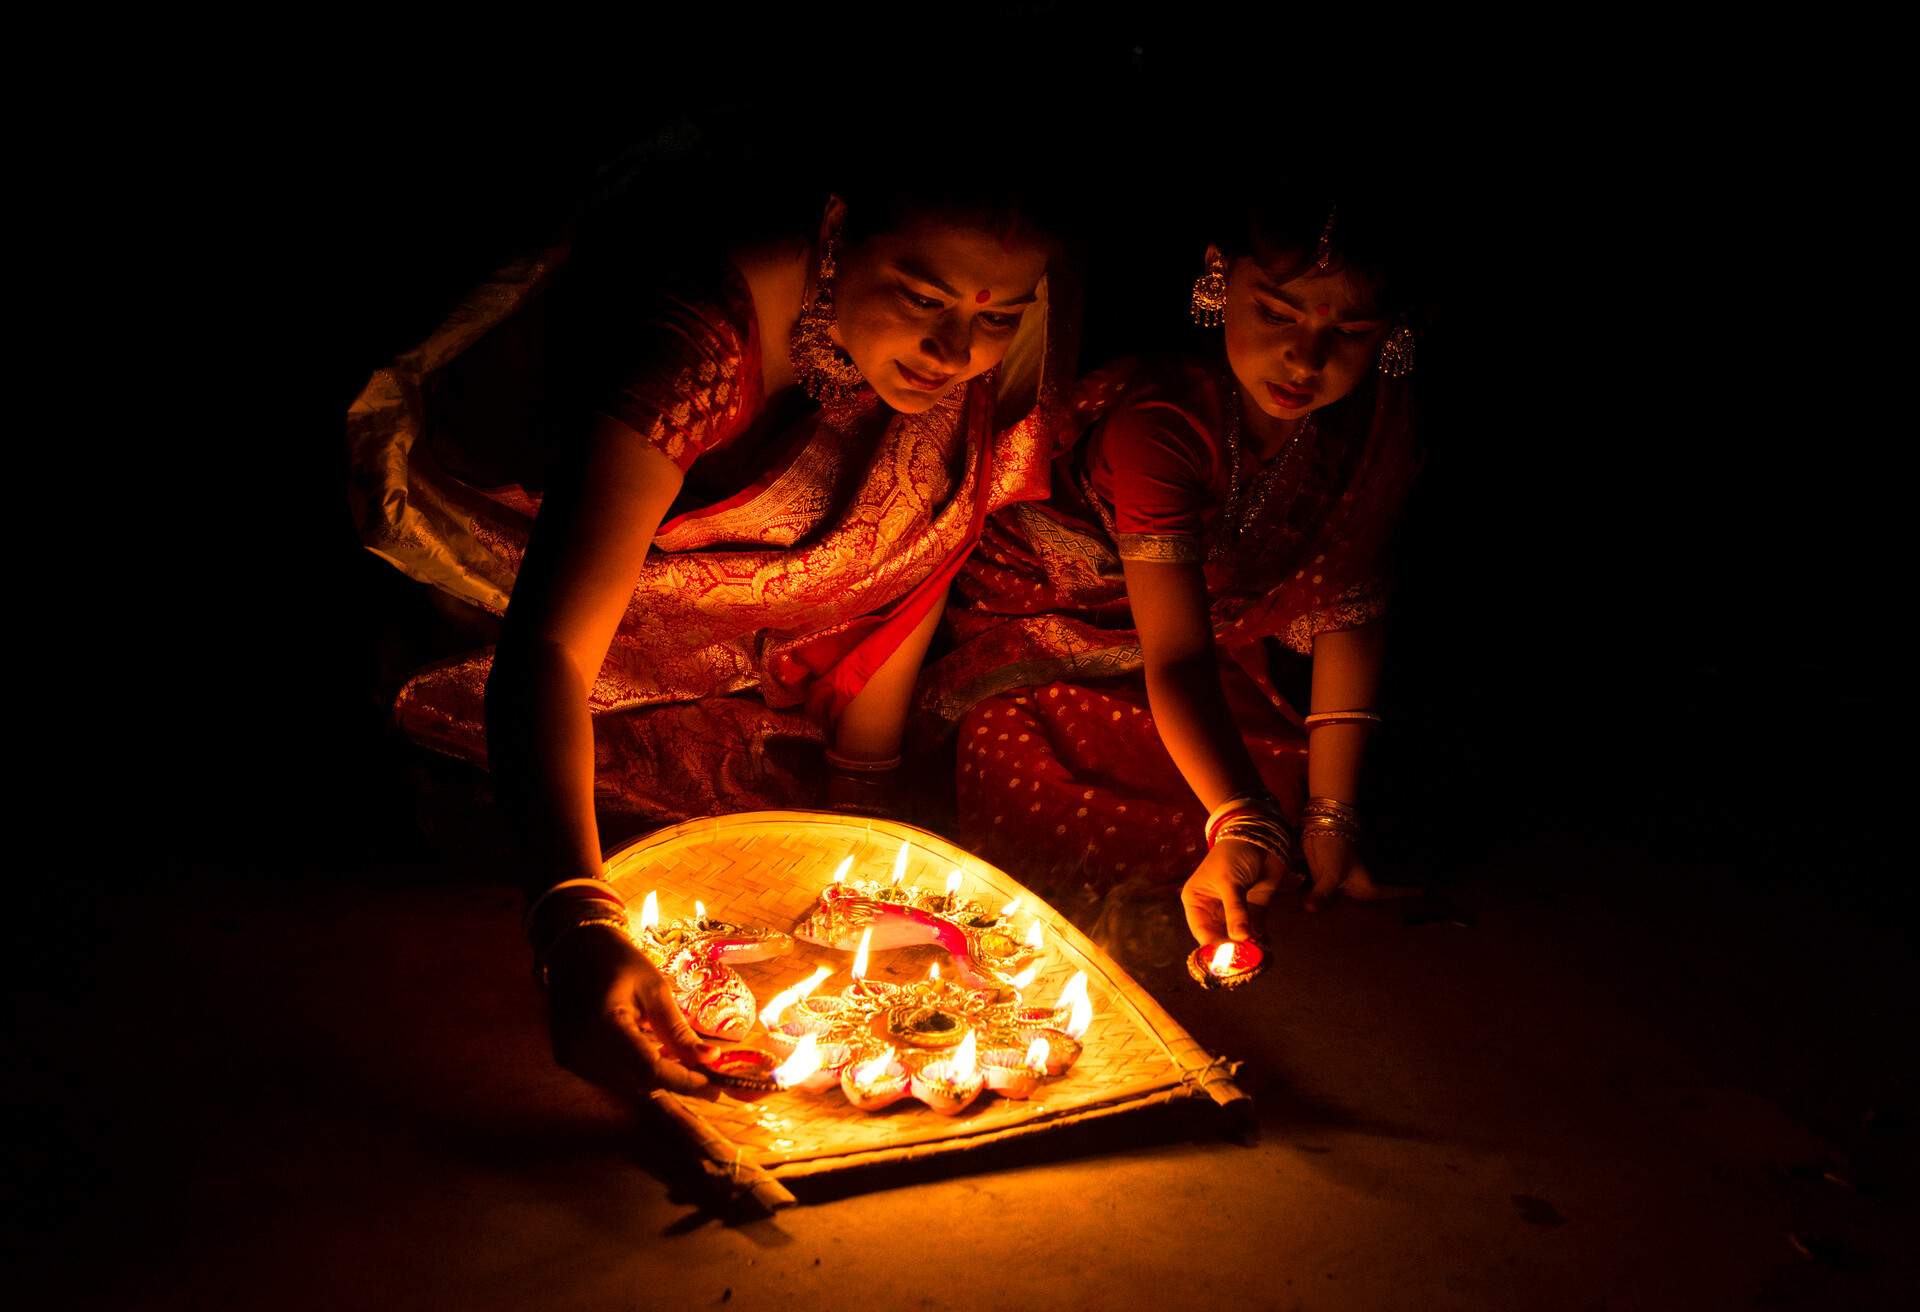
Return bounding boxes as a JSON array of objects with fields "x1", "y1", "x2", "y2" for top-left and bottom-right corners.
[
  {"x1": 1083, "y1": 398, "x2": 1227, "y2": 565},
  {"x1": 593, "y1": 265, "x2": 764, "y2": 472}
]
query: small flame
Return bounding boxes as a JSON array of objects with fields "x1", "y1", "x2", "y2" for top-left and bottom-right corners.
[
  {"x1": 953, "y1": 1028, "x2": 978, "y2": 1078},
  {"x1": 1055, "y1": 971, "x2": 1092, "y2": 1039},
  {"x1": 1025, "y1": 1035, "x2": 1050, "y2": 1075},
  {"x1": 1210, "y1": 942, "x2": 1236, "y2": 974},
  {"x1": 695, "y1": 900, "x2": 707, "y2": 924},
  {"x1": 639, "y1": 890, "x2": 660, "y2": 933},
  {"x1": 772, "y1": 1032, "x2": 822, "y2": 1089},
  {"x1": 851, "y1": 926, "x2": 872, "y2": 979},
  {"x1": 852, "y1": 1045, "x2": 897, "y2": 1086},
  {"x1": 889, "y1": 840, "x2": 909, "y2": 888},
  {"x1": 944, "y1": 868, "x2": 963, "y2": 898},
  {"x1": 830, "y1": 855, "x2": 851, "y2": 885},
  {"x1": 1000, "y1": 895, "x2": 1023, "y2": 918},
  {"x1": 929, "y1": 962, "x2": 942, "y2": 981},
  {"x1": 1024, "y1": 920, "x2": 1045, "y2": 950},
  {"x1": 1009, "y1": 962, "x2": 1039, "y2": 990},
  {"x1": 758, "y1": 965, "x2": 832, "y2": 1030}
]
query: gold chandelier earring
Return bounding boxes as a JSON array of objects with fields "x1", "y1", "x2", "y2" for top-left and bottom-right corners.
[
  {"x1": 1376, "y1": 321, "x2": 1416, "y2": 378},
  {"x1": 789, "y1": 226, "x2": 870, "y2": 408},
  {"x1": 1189, "y1": 251, "x2": 1229, "y2": 328}
]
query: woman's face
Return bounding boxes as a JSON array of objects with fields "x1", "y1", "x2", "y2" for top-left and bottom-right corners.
[
  {"x1": 1218, "y1": 243, "x2": 1392, "y2": 426},
  {"x1": 830, "y1": 214, "x2": 1049, "y2": 414}
]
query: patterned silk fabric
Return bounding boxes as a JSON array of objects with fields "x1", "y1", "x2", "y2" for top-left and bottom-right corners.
[
  {"x1": 347, "y1": 244, "x2": 1068, "y2": 821},
  {"x1": 913, "y1": 357, "x2": 1419, "y2": 889}
]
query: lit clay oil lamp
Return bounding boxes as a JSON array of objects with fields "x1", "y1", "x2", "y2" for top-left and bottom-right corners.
[
  {"x1": 840, "y1": 1044, "x2": 911, "y2": 1111},
  {"x1": 979, "y1": 1036, "x2": 1052, "y2": 1099},
  {"x1": 1187, "y1": 939, "x2": 1268, "y2": 991},
  {"x1": 1004, "y1": 971, "x2": 1091, "y2": 1076},
  {"x1": 909, "y1": 1029, "x2": 985, "y2": 1115},
  {"x1": 757, "y1": 966, "x2": 835, "y2": 1058},
  {"x1": 768, "y1": 1032, "x2": 853, "y2": 1094}
]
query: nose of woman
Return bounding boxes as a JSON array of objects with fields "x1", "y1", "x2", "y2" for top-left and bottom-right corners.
[
  {"x1": 921, "y1": 313, "x2": 974, "y2": 372},
  {"x1": 1281, "y1": 325, "x2": 1332, "y2": 374}
]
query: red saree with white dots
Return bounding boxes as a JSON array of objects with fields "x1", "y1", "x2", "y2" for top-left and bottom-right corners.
[{"x1": 914, "y1": 356, "x2": 1419, "y2": 890}]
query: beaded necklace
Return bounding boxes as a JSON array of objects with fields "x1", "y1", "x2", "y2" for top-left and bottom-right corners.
[{"x1": 1211, "y1": 379, "x2": 1319, "y2": 570}]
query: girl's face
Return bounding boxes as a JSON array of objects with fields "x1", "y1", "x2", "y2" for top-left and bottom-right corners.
[
  {"x1": 830, "y1": 214, "x2": 1049, "y2": 414},
  {"x1": 1217, "y1": 243, "x2": 1392, "y2": 427}
]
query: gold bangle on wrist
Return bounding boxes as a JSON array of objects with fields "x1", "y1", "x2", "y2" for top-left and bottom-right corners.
[
  {"x1": 825, "y1": 748, "x2": 904, "y2": 773},
  {"x1": 533, "y1": 906, "x2": 633, "y2": 988},
  {"x1": 1304, "y1": 710, "x2": 1382, "y2": 729}
]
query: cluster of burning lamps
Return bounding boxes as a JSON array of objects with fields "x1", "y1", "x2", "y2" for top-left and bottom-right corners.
[{"x1": 630, "y1": 840, "x2": 1265, "y2": 1111}]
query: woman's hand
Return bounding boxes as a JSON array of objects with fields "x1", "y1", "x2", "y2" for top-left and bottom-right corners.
[
  {"x1": 546, "y1": 925, "x2": 717, "y2": 1097},
  {"x1": 1181, "y1": 838, "x2": 1287, "y2": 946},
  {"x1": 1299, "y1": 830, "x2": 1420, "y2": 912}
]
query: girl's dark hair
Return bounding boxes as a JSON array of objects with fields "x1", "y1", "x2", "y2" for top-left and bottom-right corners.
[{"x1": 1215, "y1": 183, "x2": 1431, "y2": 319}]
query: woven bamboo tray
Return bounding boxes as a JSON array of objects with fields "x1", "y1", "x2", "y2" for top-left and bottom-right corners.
[{"x1": 605, "y1": 810, "x2": 1246, "y2": 1206}]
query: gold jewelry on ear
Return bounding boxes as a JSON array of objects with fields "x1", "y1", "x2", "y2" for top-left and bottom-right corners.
[
  {"x1": 1376, "y1": 321, "x2": 1415, "y2": 378},
  {"x1": 1189, "y1": 250, "x2": 1229, "y2": 328},
  {"x1": 789, "y1": 225, "x2": 869, "y2": 408}
]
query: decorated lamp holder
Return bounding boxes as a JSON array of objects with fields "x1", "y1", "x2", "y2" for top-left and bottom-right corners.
[{"x1": 632, "y1": 840, "x2": 1099, "y2": 1113}]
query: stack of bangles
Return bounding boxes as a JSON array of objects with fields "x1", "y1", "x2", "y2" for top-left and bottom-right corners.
[
  {"x1": 525, "y1": 876, "x2": 631, "y2": 987},
  {"x1": 1298, "y1": 797, "x2": 1363, "y2": 844},
  {"x1": 1204, "y1": 790, "x2": 1293, "y2": 863}
]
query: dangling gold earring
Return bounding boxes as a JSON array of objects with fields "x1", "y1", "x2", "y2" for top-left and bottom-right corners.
[
  {"x1": 1189, "y1": 251, "x2": 1229, "y2": 327},
  {"x1": 1376, "y1": 322, "x2": 1415, "y2": 378},
  {"x1": 789, "y1": 226, "x2": 870, "y2": 409}
]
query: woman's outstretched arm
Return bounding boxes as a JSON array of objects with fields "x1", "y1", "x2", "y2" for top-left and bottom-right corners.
[
  {"x1": 1299, "y1": 621, "x2": 1412, "y2": 909},
  {"x1": 486, "y1": 416, "x2": 684, "y2": 892},
  {"x1": 1122, "y1": 558, "x2": 1284, "y2": 945},
  {"x1": 484, "y1": 415, "x2": 716, "y2": 1096}
]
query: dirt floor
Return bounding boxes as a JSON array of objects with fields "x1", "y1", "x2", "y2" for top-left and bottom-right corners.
[{"x1": 11, "y1": 817, "x2": 1915, "y2": 1309}]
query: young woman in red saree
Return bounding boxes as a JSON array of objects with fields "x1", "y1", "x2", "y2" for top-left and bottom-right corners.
[
  {"x1": 349, "y1": 177, "x2": 1070, "y2": 1096},
  {"x1": 916, "y1": 190, "x2": 1424, "y2": 953}
]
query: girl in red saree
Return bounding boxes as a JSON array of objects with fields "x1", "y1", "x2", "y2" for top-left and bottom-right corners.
[
  {"x1": 349, "y1": 176, "x2": 1069, "y2": 1096},
  {"x1": 916, "y1": 189, "x2": 1423, "y2": 953}
]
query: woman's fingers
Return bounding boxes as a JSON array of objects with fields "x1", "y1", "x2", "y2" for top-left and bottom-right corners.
[
  {"x1": 608, "y1": 1003, "x2": 711, "y2": 1095},
  {"x1": 636, "y1": 970, "x2": 716, "y2": 1070},
  {"x1": 1302, "y1": 833, "x2": 1350, "y2": 912},
  {"x1": 1342, "y1": 862, "x2": 1422, "y2": 901},
  {"x1": 1181, "y1": 879, "x2": 1227, "y2": 945}
]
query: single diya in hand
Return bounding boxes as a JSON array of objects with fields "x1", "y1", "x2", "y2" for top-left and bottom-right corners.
[{"x1": 1187, "y1": 938, "x2": 1268, "y2": 991}]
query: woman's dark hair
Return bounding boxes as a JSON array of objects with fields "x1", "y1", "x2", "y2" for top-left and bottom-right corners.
[{"x1": 828, "y1": 125, "x2": 1069, "y2": 258}]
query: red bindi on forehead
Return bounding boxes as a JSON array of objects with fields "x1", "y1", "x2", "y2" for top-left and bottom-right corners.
[
  {"x1": 975, "y1": 289, "x2": 992, "y2": 304},
  {"x1": 1315, "y1": 303, "x2": 1331, "y2": 317}
]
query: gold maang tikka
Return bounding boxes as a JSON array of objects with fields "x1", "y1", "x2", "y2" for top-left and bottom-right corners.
[
  {"x1": 1314, "y1": 203, "x2": 1338, "y2": 270},
  {"x1": 1189, "y1": 250, "x2": 1228, "y2": 327},
  {"x1": 789, "y1": 226, "x2": 871, "y2": 409}
]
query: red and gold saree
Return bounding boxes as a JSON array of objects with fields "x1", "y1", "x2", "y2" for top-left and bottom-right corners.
[
  {"x1": 914, "y1": 356, "x2": 1420, "y2": 889},
  {"x1": 347, "y1": 245, "x2": 1070, "y2": 821}
]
